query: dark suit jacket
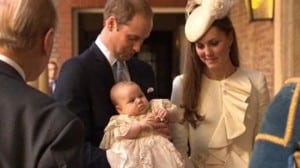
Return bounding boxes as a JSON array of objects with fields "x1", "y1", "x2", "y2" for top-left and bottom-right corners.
[
  {"x1": 0, "y1": 61, "x2": 84, "y2": 168},
  {"x1": 54, "y1": 43, "x2": 156, "y2": 168}
]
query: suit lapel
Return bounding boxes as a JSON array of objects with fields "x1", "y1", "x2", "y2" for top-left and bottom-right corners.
[
  {"x1": 126, "y1": 59, "x2": 137, "y2": 81},
  {"x1": 87, "y1": 43, "x2": 115, "y2": 85}
]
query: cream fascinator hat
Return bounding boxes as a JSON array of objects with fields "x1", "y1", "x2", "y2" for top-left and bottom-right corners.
[{"x1": 185, "y1": 0, "x2": 236, "y2": 42}]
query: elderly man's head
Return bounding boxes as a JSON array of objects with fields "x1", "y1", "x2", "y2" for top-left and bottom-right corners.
[{"x1": 0, "y1": 0, "x2": 58, "y2": 81}]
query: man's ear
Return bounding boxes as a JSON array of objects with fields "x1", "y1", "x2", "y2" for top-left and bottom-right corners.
[
  {"x1": 43, "y1": 28, "x2": 55, "y2": 56},
  {"x1": 105, "y1": 16, "x2": 118, "y2": 31}
]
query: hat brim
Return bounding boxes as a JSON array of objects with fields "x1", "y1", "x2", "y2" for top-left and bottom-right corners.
[{"x1": 185, "y1": 6, "x2": 214, "y2": 43}]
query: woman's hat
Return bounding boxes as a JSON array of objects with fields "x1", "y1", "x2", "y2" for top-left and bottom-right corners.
[{"x1": 185, "y1": 0, "x2": 236, "y2": 42}]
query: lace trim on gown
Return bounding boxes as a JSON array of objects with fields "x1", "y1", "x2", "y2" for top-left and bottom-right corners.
[{"x1": 100, "y1": 114, "x2": 146, "y2": 149}]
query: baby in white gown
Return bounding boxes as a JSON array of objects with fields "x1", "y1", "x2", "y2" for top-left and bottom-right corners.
[{"x1": 100, "y1": 81, "x2": 184, "y2": 168}]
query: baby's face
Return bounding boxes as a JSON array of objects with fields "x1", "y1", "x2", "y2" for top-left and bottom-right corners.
[{"x1": 116, "y1": 84, "x2": 149, "y2": 116}]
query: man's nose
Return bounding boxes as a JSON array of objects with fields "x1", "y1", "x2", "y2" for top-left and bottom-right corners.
[{"x1": 132, "y1": 41, "x2": 143, "y2": 53}]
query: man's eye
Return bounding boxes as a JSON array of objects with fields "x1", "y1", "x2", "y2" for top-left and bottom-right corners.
[{"x1": 127, "y1": 36, "x2": 139, "y2": 42}]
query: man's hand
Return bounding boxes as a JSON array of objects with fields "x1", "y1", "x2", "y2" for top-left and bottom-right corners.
[
  {"x1": 152, "y1": 122, "x2": 171, "y2": 140},
  {"x1": 146, "y1": 113, "x2": 171, "y2": 140}
]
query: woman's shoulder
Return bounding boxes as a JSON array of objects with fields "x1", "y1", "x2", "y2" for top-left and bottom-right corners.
[
  {"x1": 235, "y1": 68, "x2": 266, "y2": 83},
  {"x1": 172, "y1": 74, "x2": 184, "y2": 87},
  {"x1": 238, "y1": 68, "x2": 265, "y2": 78},
  {"x1": 173, "y1": 74, "x2": 184, "y2": 82},
  {"x1": 235, "y1": 68, "x2": 268, "y2": 91}
]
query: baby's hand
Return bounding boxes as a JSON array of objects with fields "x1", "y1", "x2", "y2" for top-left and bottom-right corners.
[
  {"x1": 144, "y1": 113, "x2": 171, "y2": 139},
  {"x1": 153, "y1": 108, "x2": 168, "y2": 122},
  {"x1": 139, "y1": 114, "x2": 156, "y2": 131}
]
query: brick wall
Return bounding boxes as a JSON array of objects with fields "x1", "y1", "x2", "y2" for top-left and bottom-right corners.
[
  {"x1": 53, "y1": 0, "x2": 275, "y2": 95},
  {"x1": 293, "y1": 2, "x2": 300, "y2": 77},
  {"x1": 231, "y1": 1, "x2": 274, "y2": 95}
]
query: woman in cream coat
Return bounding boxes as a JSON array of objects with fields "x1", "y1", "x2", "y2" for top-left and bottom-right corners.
[{"x1": 170, "y1": 0, "x2": 270, "y2": 167}]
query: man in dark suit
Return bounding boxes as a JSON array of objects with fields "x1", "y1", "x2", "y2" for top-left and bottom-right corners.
[
  {"x1": 48, "y1": 60, "x2": 58, "y2": 94},
  {"x1": 0, "y1": 0, "x2": 84, "y2": 167},
  {"x1": 54, "y1": 0, "x2": 169, "y2": 167}
]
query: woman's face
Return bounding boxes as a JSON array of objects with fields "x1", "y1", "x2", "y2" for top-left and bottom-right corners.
[{"x1": 195, "y1": 26, "x2": 233, "y2": 71}]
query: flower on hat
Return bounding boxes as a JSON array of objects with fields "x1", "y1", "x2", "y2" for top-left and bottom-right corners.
[{"x1": 186, "y1": 0, "x2": 202, "y2": 17}]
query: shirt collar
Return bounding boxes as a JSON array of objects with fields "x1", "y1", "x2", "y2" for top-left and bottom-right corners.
[
  {"x1": 0, "y1": 54, "x2": 26, "y2": 80},
  {"x1": 95, "y1": 36, "x2": 117, "y2": 67}
]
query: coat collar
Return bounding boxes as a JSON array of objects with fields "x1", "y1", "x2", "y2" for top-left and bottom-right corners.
[{"x1": 0, "y1": 61, "x2": 24, "y2": 82}]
